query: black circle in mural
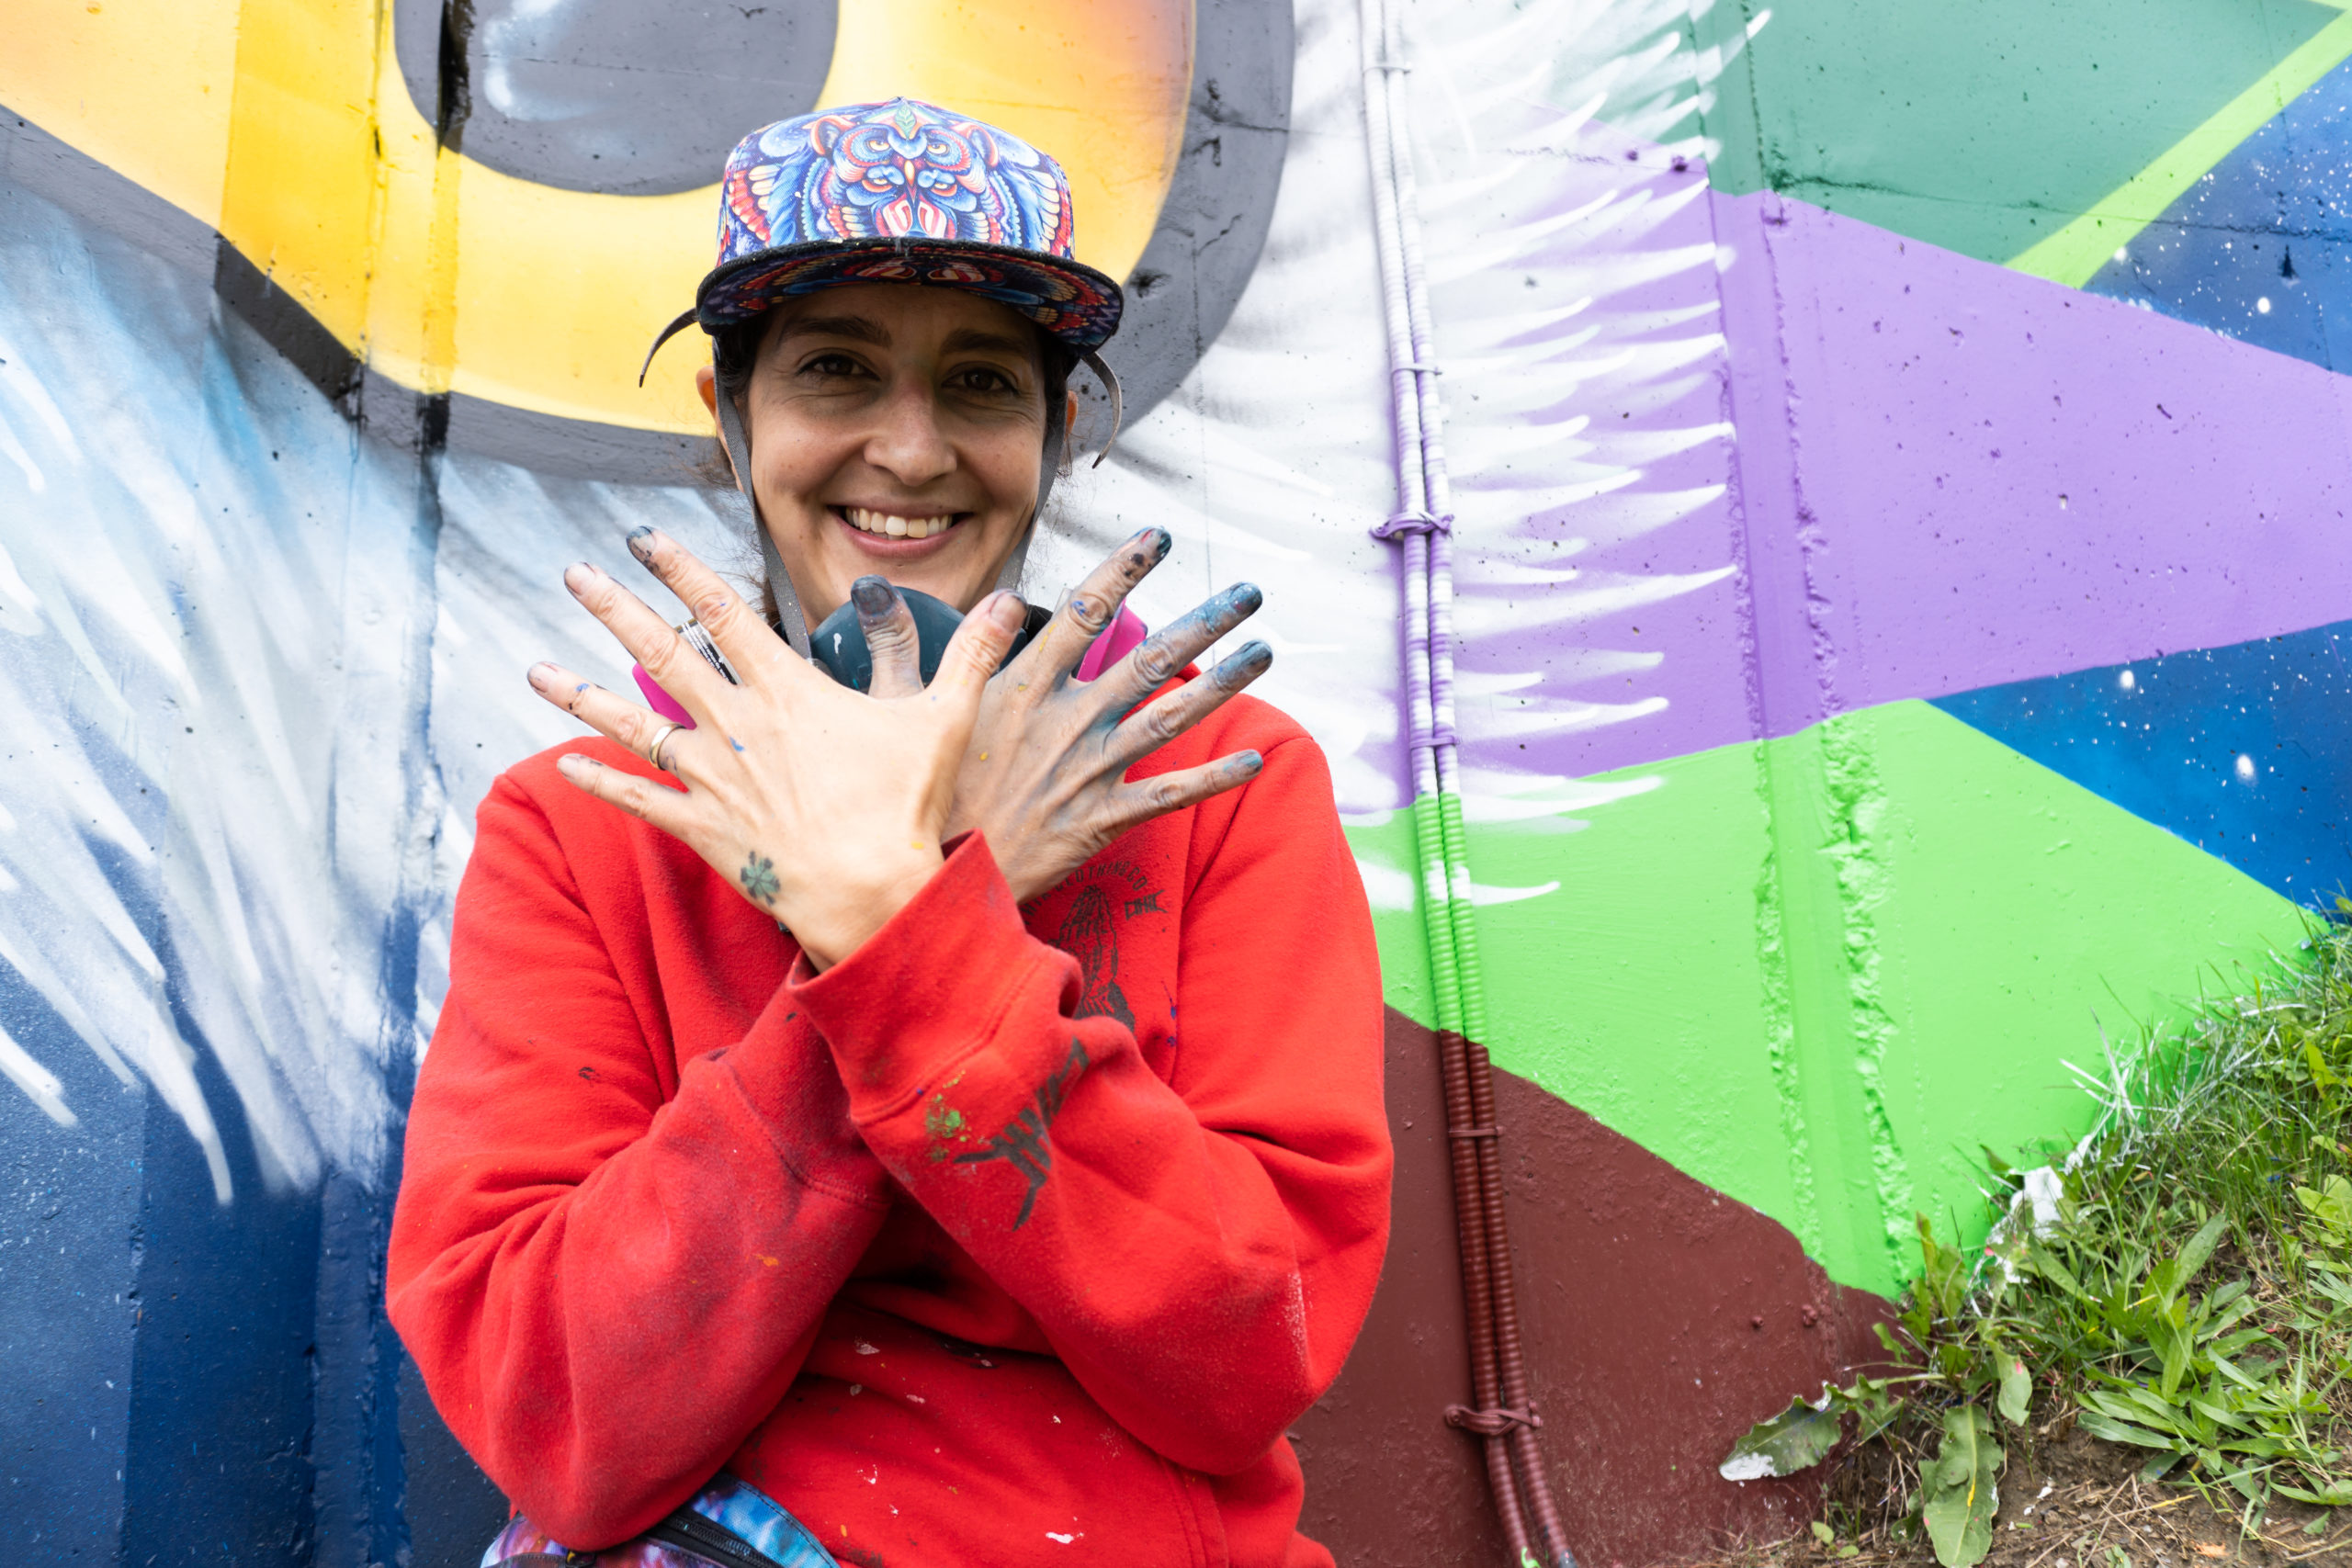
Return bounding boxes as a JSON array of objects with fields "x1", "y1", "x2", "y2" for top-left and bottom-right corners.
[
  {"x1": 377, "y1": 0, "x2": 1291, "y2": 469},
  {"x1": 1092, "y1": 0, "x2": 1293, "y2": 434},
  {"x1": 393, "y1": 0, "x2": 838, "y2": 197}
]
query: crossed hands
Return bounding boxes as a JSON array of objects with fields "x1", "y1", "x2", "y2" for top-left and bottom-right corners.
[{"x1": 528, "y1": 525, "x2": 1271, "y2": 969}]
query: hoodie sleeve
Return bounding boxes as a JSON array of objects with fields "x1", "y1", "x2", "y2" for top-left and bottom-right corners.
[
  {"x1": 386, "y1": 770, "x2": 894, "y2": 1549},
  {"x1": 788, "y1": 732, "x2": 1394, "y2": 1476}
]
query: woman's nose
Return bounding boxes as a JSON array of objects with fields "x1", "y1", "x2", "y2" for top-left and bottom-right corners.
[{"x1": 861, "y1": 385, "x2": 956, "y2": 487}]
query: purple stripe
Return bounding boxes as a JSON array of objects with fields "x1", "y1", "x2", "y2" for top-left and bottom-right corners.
[{"x1": 1473, "y1": 182, "x2": 2352, "y2": 784}]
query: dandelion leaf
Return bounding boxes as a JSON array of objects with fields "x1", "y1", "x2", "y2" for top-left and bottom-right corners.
[
  {"x1": 1718, "y1": 1396, "x2": 1840, "y2": 1481},
  {"x1": 1921, "y1": 1406, "x2": 2001, "y2": 1567},
  {"x1": 1997, "y1": 1354, "x2": 2031, "y2": 1426}
]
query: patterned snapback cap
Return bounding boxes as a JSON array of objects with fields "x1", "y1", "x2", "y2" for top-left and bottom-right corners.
[{"x1": 667, "y1": 96, "x2": 1125, "y2": 356}]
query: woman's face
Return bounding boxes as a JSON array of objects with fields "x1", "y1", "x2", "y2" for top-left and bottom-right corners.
[{"x1": 696, "y1": 284, "x2": 1054, "y2": 622}]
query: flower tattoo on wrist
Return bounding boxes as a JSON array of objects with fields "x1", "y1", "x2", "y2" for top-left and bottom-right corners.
[{"x1": 739, "y1": 852, "x2": 780, "y2": 906}]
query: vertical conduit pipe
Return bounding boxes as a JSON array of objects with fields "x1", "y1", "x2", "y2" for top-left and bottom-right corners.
[{"x1": 1357, "y1": 1, "x2": 1577, "y2": 1562}]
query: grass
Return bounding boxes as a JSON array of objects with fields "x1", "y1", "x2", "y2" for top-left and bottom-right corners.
[{"x1": 1721, "y1": 912, "x2": 2352, "y2": 1564}]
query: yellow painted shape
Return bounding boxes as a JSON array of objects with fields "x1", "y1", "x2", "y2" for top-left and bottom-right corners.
[
  {"x1": 814, "y1": 0, "x2": 1193, "y2": 299},
  {"x1": 0, "y1": 0, "x2": 239, "y2": 228},
  {"x1": 2010, "y1": 0, "x2": 2352, "y2": 288},
  {"x1": 216, "y1": 0, "x2": 388, "y2": 360},
  {"x1": 1, "y1": 0, "x2": 1191, "y2": 434}
]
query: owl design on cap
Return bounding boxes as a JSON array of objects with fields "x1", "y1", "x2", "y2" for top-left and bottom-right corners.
[{"x1": 694, "y1": 96, "x2": 1114, "y2": 349}]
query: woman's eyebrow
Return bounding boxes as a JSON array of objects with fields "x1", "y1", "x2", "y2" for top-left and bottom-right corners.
[
  {"x1": 775, "y1": 313, "x2": 891, "y2": 346},
  {"x1": 939, "y1": 327, "x2": 1035, "y2": 357}
]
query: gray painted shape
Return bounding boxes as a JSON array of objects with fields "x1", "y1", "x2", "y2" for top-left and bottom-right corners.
[
  {"x1": 0, "y1": 112, "x2": 215, "y2": 277},
  {"x1": 1089, "y1": 0, "x2": 1295, "y2": 443},
  {"x1": 392, "y1": 0, "x2": 837, "y2": 197}
]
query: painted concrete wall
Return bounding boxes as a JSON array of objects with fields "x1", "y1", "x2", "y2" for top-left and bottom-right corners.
[{"x1": 2, "y1": 0, "x2": 2346, "y2": 1562}]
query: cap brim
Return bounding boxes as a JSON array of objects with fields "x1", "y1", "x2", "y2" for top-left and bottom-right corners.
[{"x1": 696, "y1": 238, "x2": 1124, "y2": 353}]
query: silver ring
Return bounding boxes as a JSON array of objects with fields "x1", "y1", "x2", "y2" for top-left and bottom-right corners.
[
  {"x1": 643, "y1": 722, "x2": 682, "y2": 771},
  {"x1": 675, "y1": 617, "x2": 741, "y2": 685}
]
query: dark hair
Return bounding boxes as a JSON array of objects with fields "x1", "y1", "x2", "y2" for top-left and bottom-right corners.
[{"x1": 698, "y1": 307, "x2": 1079, "y2": 488}]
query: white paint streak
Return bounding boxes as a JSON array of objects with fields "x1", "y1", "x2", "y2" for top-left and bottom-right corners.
[{"x1": 1049, "y1": 0, "x2": 1752, "y2": 882}]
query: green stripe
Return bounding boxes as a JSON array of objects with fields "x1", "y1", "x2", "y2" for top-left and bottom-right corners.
[
  {"x1": 2010, "y1": 3, "x2": 2352, "y2": 286},
  {"x1": 1409, "y1": 791, "x2": 1463, "y2": 1034},
  {"x1": 1680, "y1": 0, "x2": 2342, "y2": 268},
  {"x1": 1354, "y1": 702, "x2": 2303, "y2": 1297}
]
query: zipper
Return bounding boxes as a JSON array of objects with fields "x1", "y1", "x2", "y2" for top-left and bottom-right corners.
[{"x1": 642, "y1": 1507, "x2": 787, "y2": 1568}]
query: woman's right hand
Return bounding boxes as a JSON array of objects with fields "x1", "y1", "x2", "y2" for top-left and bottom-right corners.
[
  {"x1": 857, "y1": 528, "x2": 1273, "y2": 904},
  {"x1": 527, "y1": 530, "x2": 1030, "y2": 969}
]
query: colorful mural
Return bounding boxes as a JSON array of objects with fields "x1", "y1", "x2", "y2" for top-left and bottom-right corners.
[{"x1": 6, "y1": 0, "x2": 2352, "y2": 1562}]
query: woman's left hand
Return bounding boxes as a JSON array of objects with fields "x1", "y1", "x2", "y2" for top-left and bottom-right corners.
[
  {"x1": 861, "y1": 526, "x2": 1273, "y2": 905},
  {"x1": 526, "y1": 528, "x2": 1029, "y2": 969}
]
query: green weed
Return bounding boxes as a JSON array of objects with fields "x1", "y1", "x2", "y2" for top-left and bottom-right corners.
[{"x1": 1724, "y1": 911, "x2": 2352, "y2": 1565}]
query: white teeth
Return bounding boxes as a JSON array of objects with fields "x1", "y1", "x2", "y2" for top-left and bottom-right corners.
[{"x1": 842, "y1": 506, "x2": 954, "y2": 540}]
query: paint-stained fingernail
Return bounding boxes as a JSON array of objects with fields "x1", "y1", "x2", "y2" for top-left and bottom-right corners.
[
  {"x1": 1227, "y1": 581, "x2": 1263, "y2": 613},
  {"x1": 1149, "y1": 527, "x2": 1172, "y2": 562},
  {"x1": 626, "y1": 525, "x2": 657, "y2": 564},
  {"x1": 851, "y1": 575, "x2": 895, "y2": 618},
  {"x1": 556, "y1": 752, "x2": 594, "y2": 777},
  {"x1": 564, "y1": 561, "x2": 598, "y2": 595},
  {"x1": 987, "y1": 590, "x2": 1026, "y2": 630},
  {"x1": 1236, "y1": 750, "x2": 1264, "y2": 774},
  {"x1": 1219, "y1": 640, "x2": 1272, "y2": 678},
  {"x1": 527, "y1": 661, "x2": 558, "y2": 690}
]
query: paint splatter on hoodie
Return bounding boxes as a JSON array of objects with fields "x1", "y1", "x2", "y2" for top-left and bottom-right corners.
[{"x1": 387, "y1": 692, "x2": 1392, "y2": 1566}]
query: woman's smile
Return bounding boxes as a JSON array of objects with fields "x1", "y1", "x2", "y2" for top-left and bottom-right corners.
[{"x1": 832, "y1": 503, "x2": 969, "y2": 548}]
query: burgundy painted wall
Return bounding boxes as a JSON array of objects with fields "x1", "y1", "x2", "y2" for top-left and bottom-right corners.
[{"x1": 1294, "y1": 1010, "x2": 1891, "y2": 1565}]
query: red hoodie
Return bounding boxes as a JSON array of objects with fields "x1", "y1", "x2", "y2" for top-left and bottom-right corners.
[{"x1": 387, "y1": 691, "x2": 1392, "y2": 1566}]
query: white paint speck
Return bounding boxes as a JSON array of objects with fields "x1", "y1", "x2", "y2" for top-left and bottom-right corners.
[
  {"x1": 2021, "y1": 1167, "x2": 2063, "y2": 1233},
  {"x1": 1046, "y1": 1533, "x2": 1076, "y2": 1544},
  {"x1": 854, "y1": 1340, "x2": 879, "y2": 1355},
  {"x1": 2258, "y1": 297, "x2": 2274, "y2": 314},
  {"x1": 2113, "y1": 247, "x2": 2129, "y2": 263},
  {"x1": 2236, "y1": 754, "x2": 2256, "y2": 782},
  {"x1": 2118, "y1": 669, "x2": 2134, "y2": 691}
]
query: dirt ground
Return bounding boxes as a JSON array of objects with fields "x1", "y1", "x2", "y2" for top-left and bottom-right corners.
[{"x1": 1679, "y1": 1425, "x2": 2352, "y2": 1567}]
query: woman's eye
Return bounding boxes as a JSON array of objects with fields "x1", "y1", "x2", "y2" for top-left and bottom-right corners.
[
  {"x1": 798, "y1": 353, "x2": 865, "y2": 378},
  {"x1": 955, "y1": 367, "x2": 1019, "y2": 395}
]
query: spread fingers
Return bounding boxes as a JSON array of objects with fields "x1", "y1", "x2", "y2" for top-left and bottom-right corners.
[
  {"x1": 528, "y1": 661, "x2": 698, "y2": 775},
  {"x1": 552, "y1": 751, "x2": 695, "y2": 836},
  {"x1": 1100, "y1": 750, "x2": 1266, "y2": 840},
  {"x1": 851, "y1": 576, "x2": 926, "y2": 697},
  {"x1": 1103, "y1": 638, "x2": 1272, "y2": 770},
  {"x1": 621, "y1": 527, "x2": 799, "y2": 692},
  {"x1": 1015, "y1": 526, "x2": 1170, "y2": 682},
  {"x1": 931, "y1": 591, "x2": 1033, "y2": 704},
  {"x1": 562, "y1": 558, "x2": 727, "y2": 712},
  {"x1": 1094, "y1": 582, "x2": 1262, "y2": 718}
]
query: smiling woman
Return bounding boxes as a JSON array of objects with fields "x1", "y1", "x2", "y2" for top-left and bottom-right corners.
[
  {"x1": 702, "y1": 289, "x2": 1063, "y2": 613},
  {"x1": 386, "y1": 96, "x2": 1392, "y2": 1568}
]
